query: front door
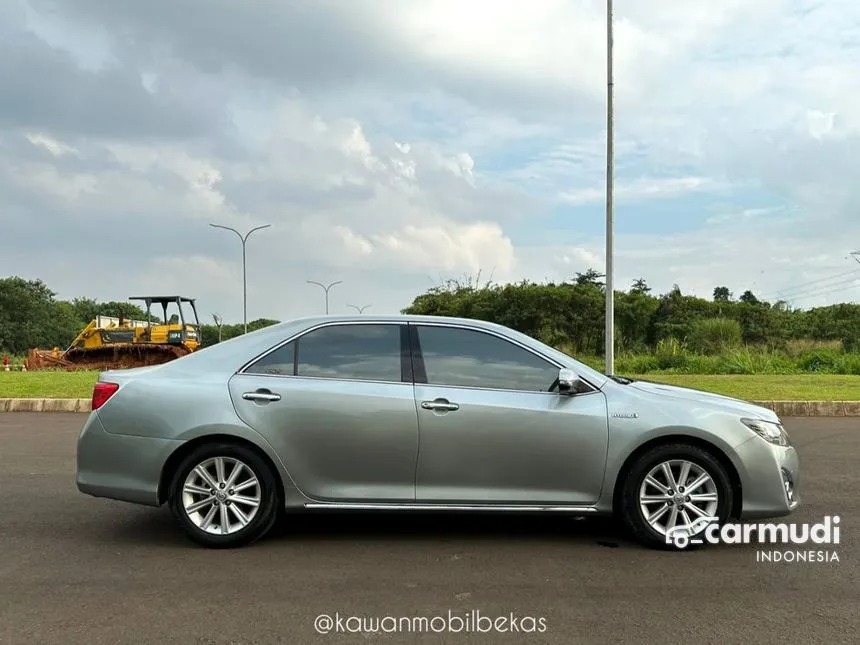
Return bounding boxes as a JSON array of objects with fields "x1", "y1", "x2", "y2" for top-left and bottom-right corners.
[
  {"x1": 410, "y1": 323, "x2": 609, "y2": 505},
  {"x1": 229, "y1": 322, "x2": 418, "y2": 503}
]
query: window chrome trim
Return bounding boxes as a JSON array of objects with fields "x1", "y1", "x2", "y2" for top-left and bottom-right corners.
[
  {"x1": 236, "y1": 372, "x2": 416, "y2": 387},
  {"x1": 414, "y1": 381, "x2": 601, "y2": 398}
]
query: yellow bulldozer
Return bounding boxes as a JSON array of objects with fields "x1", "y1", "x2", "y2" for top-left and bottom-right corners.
[{"x1": 27, "y1": 296, "x2": 203, "y2": 371}]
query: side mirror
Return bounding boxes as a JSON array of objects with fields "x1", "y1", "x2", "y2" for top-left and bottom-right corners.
[{"x1": 557, "y1": 368, "x2": 584, "y2": 395}]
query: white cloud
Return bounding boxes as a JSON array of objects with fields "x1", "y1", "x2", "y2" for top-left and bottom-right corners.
[
  {"x1": 1, "y1": 0, "x2": 859, "y2": 324},
  {"x1": 338, "y1": 221, "x2": 517, "y2": 276},
  {"x1": 24, "y1": 132, "x2": 80, "y2": 157},
  {"x1": 560, "y1": 176, "x2": 726, "y2": 206}
]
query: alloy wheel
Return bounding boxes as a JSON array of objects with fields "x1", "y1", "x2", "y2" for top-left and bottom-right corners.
[
  {"x1": 181, "y1": 456, "x2": 262, "y2": 535},
  {"x1": 638, "y1": 459, "x2": 720, "y2": 537}
]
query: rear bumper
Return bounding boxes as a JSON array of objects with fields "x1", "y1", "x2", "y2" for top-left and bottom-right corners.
[{"x1": 76, "y1": 412, "x2": 183, "y2": 507}]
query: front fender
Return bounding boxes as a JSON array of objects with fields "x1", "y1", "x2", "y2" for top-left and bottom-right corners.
[{"x1": 596, "y1": 422, "x2": 751, "y2": 513}]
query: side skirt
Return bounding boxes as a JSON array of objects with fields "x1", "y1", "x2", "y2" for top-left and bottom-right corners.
[{"x1": 303, "y1": 503, "x2": 599, "y2": 513}]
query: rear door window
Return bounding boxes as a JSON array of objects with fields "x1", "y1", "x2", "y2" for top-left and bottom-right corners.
[{"x1": 296, "y1": 324, "x2": 404, "y2": 382}]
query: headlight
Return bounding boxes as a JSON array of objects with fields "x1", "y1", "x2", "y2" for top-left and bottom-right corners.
[{"x1": 741, "y1": 417, "x2": 791, "y2": 446}]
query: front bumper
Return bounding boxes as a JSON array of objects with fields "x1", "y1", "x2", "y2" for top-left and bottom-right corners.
[
  {"x1": 734, "y1": 434, "x2": 801, "y2": 520},
  {"x1": 76, "y1": 412, "x2": 183, "y2": 507}
]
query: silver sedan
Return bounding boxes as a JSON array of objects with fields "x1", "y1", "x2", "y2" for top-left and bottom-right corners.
[{"x1": 76, "y1": 314, "x2": 800, "y2": 549}]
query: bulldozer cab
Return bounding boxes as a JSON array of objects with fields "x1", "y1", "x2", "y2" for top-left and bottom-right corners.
[{"x1": 130, "y1": 296, "x2": 201, "y2": 349}]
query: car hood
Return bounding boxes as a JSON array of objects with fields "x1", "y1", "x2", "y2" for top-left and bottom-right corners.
[{"x1": 627, "y1": 379, "x2": 780, "y2": 422}]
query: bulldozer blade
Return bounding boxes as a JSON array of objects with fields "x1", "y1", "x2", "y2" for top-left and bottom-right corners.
[
  {"x1": 26, "y1": 348, "x2": 74, "y2": 371},
  {"x1": 28, "y1": 344, "x2": 190, "y2": 371}
]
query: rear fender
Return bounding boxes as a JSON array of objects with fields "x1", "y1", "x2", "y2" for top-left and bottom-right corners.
[
  {"x1": 157, "y1": 422, "x2": 306, "y2": 507},
  {"x1": 93, "y1": 375, "x2": 305, "y2": 506}
]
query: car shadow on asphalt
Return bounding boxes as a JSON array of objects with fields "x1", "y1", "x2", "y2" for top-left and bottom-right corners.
[
  {"x1": 274, "y1": 511, "x2": 629, "y2": 546},
  {"x1": 107, "y1": 506, "x2": 638, "y2": 550}
]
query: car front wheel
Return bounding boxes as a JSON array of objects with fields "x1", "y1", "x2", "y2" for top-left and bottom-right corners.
[
  {"x1": 167, "y1": 442, "x2": 281, "y2": 548},
  {"x1": 619, "y1": 443, "x2": 733, "y2": 550}
]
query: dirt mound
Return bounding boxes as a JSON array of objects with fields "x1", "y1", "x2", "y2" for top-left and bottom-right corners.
[{"x1": 27, "y1": 344, "x2": 190, "y2": 371}]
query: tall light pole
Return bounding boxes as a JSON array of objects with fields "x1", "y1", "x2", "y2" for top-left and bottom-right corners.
[
  {"x1": 307, "y1": 280, "x2": 342, "y2": 314},
  {"x1": 210, "y1": 223, "x2": 271, "y2": 334},
  {"x1": 347, "y1": 304, "x2": 371, "y2": 314},
  {"x1": 604, "y1": 0, "x2": 616, "y2": 375}
]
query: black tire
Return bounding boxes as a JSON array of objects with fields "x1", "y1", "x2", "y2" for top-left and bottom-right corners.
[
  {"x1": 167, "y1": 442, "x2": 281, "y2": 549},
  {"x1": 618, "y1": 443, "x2": 733, "y2": 551}
]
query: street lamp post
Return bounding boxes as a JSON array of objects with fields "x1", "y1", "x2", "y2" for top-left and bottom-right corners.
[
  {"x1": 604, "y1": 0, "x2": 616, "y2": 376},
  {"x1": 347, "y1": 304, "x2": 371, "y2": 314},
  {"x1": 209, "y1": 223, "x2": 271, "y2": 334},
  {"x1": 307, "y1": 280, "x2": 342, "y2": 314}
]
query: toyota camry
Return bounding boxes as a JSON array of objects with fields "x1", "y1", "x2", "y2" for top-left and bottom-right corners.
[{"x1": 76, "y1": 314, "x2": 800, "y2": 549}]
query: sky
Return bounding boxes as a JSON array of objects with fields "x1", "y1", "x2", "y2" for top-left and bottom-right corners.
[{"x1": 1, "y1": 0, "x2": 859, "y2": 324}]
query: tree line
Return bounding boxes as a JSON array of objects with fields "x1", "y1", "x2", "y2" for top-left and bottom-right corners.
[
  {"x1": 400, "y1": 270, "x2": 860, "y2": 356},
  {"x1": 0, "y1": 276, "x2": 276, "y2": 355},
  {"x1": 1, "y1": 272, "x2": 859, "y2": 358}
]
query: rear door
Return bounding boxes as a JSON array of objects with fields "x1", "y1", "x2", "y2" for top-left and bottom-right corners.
[
  {"x1": 229, "y1": 321, "x2": 419, "y2": 503},
  {"x1": 409, "y1": 322, "x2": 609, "y2": 505}
]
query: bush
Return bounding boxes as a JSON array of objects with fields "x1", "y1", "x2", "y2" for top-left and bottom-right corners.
[
  {"x1": 554, "y1": 334, "x2": 860, "y2": 376},
  {"x1": 783, "y1": 339, "x2": 843, "y2": 356},
  {"x1": 719, "y1": 348, "x2": 797, "y2": 375},
  {"x1": 654, "y1": 338, "x2": 688, "y2": 370},
  {"x1": 796, "y1": 349, "x2": 843, "y2": 373},
  {"x1": 568, "y1": 345, "x2": 860, "y2": 376},
  {"x1": 539, "y1": 326, "x2": 572, "y2": 350},
  {"x1": 618, "y1": 354, "x2": 660, "y2": 374},
  {"x1": 837, "y1": 353, "x2": 860, "y2": 375},
  {"x1": 686, "y1": 317, "x2": 742, "y2": 354},
  {"x1": 683, "y1": 354, "x2": 730, "y2": 374}
]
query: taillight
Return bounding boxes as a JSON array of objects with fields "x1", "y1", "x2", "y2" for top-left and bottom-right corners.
[{"x1": 92, "y1": 382, "x2": 119, "y2": 410}]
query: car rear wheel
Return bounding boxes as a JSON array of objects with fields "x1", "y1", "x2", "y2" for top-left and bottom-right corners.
[
  {"x1": 167, "y1": 442, "x2": 280, "y2": 549},
  {"x1": 618, "y1": 443, "x2": 733, "y2": 550}
]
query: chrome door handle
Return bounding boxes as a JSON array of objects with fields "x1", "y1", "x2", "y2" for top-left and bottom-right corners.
[
  {"x1": 243, "y1": 391, "x2": 281, "y2": 402},
  {"x1": 421, "y1": 399, "x2": 459, "y2": 412}
]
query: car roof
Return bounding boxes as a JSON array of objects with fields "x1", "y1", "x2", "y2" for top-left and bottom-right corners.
[{"x1": 258, "y1": 313, "x2": 509, "y2": 325}]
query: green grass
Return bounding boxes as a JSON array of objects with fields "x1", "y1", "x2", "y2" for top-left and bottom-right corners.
[
  {"x1": 0, "y1": 371, "x2": 100, "y2": 399},
  {"x1": 1, "y1": 370, "x2": 859, "y2": 401},
  {"x1": 575, "y1": 347, "x2": 860, "y2": 376},
  {"x1": 627, "y1": 374, "x2": 860, "y2": 401}
]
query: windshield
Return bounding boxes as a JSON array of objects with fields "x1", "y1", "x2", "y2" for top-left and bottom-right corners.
[{"x1": 538, "y1": 343, "x2": 635, "y2": 384}]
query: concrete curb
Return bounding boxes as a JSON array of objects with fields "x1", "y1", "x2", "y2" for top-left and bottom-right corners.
[
  {"x1": 0, "y1": 398, "x2": 859, "y2": 416},
  {"x1": 751, "y1": 400, "x2": 860, "y2": 417},
  {"x1": 0, "y1": 398, "x2": 91, "y2": 413}
]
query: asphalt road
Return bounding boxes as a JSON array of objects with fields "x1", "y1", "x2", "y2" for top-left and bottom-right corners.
[{"x1": 0, "y1": 414, "x2": 857, "y2": 645}]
